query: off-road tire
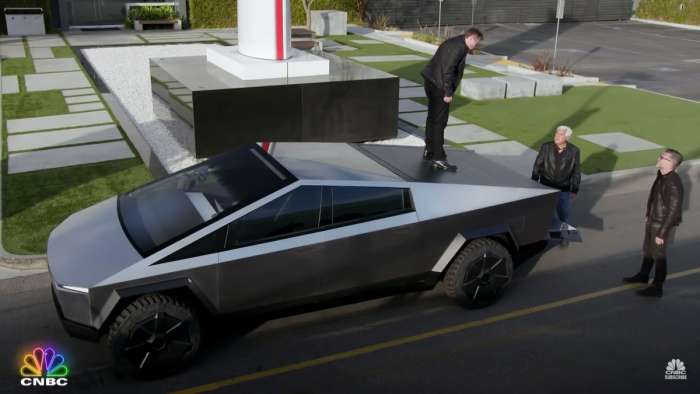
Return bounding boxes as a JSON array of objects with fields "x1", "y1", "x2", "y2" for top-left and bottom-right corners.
[
  {"x1": 444, "y1": 238, "x2": 513, "y2": 308},
  {"x1": 107, "y1": 293, "x2": 200, "y2": 377}
]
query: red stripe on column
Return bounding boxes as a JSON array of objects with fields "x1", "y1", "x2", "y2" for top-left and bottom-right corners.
[
  {"x1": 261, "y1": 142, "x2": 271, "y2": 152},
  {"x1": 275, "y1": 0, "x2": 284, "y2": 60}
]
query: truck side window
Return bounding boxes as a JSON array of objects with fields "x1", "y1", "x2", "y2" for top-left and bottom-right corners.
[
  {"x1": 330, "y1": 187, "x2": 413, "y2": 226},
  {"x1": 227, "y1": 186, "x2": 323, "y2": 248}
]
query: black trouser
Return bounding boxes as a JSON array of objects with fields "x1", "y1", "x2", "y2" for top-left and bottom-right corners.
[
  {"x1": 423, "y1": 79, "x2": 449, "y2": 161},
  {"x1": 638, "y1": 221, "x2": 676, "y2": 288}
]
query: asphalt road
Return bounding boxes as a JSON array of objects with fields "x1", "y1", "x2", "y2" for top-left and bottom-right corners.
[
  {"x1": 473, "y1": 21, "x2": 700, "y2": 101},
  {"x1": 1, "y1": 165, "x2": 699, "y2": 393}
]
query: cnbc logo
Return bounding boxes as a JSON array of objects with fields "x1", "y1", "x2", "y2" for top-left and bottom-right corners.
[{"x1": 19, "y1": 347, "x2": 69, "y2": 387}]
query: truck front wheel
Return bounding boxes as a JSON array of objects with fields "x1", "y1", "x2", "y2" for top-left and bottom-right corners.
[
  {"x1": 107, "y1": 293, "x2": 200, "y2": 377},
  {"x1": 444, "y1": 238, "x2": 513, "y2": 308}
]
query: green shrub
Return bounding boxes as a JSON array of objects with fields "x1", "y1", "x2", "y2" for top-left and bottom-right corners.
[
  {"x1": 188, "y1": 0, "x2": 237, "y2": 28},
  {"x1": 126, "y1": 4, "x2": 179, "y2": 27},
  {"x1": 0, "y1": 0, "x2": 52, "y2": 34},
  {"x1": 636, "y1": 0, "x2": 700, "y2": 25},
  {"x1": 188, "y1": 0, "x2": 361, "y2": 29}
]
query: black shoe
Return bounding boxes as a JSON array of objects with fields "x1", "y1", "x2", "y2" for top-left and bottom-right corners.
[
  {"x1": 637, "y1": 285, "x2": 663, "y2": 298},
  {"x1": 431, "y1": 160, "x2": 457, "y2": 171},
  {"x1": 623, "y1": 274, "x2": 649, "y2": 284},
  {"x1": 422, "y1": 148, "x2": 432, "y2": 161}
]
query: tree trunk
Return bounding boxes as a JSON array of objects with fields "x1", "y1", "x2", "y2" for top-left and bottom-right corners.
[{"x1": 302, "y1": 0, "x2": 316, "y2": 29}]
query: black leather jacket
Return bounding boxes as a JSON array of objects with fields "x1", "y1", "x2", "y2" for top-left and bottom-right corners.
[
  {"x1": 646, "y1": 170, "x2": 683, "y2": 238},
  {"x1": 531, "y1": 142, "x2": 581, "y2": 193},
  {"x1": 421, "y1": 34, "x2": 468, "y2": 97}
]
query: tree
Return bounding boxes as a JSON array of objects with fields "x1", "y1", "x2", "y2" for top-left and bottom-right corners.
[{"x1": 301, "y1": 0, "x2": 316, "y2": 29}]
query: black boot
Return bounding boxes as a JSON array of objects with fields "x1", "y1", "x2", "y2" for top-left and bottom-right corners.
[
  {"x1": 623, "y1": 274, "x2": 649, "y2": 284},
  {"x1": 637, "y1": 285, "x2": 663, "y2": 298},
  {"x1": 624, "y1": 257, "x2": 653, "y2": 284}
]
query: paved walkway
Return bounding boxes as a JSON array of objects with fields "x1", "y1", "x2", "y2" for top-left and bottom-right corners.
[{"x1": 2, "y1": 36, "x2": 135, "y2": 174}]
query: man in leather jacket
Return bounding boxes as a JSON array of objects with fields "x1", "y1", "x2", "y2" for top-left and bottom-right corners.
[
  {"x1": 421, "y1": 27, "x2": 483, "y2": 170},
  {"x1": 531, "y1": 126, "x2": 581, "y2": 231},
  {"x1": 624, "y1": 149, "x2": 684, "y2": 297}
]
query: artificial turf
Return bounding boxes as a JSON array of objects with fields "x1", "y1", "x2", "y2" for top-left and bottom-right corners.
[
  {"x1": 1, "y1": 45, "x2": 153, "y2": 254},
  {"x1": 2, "y1": 159, "x2": 151, "y2": 254},
  {"x1": 414, "y1": 86, "x2": 700, "y2": 174},
  {"x1": 51, "y1": 46, "x2": 75, "y2": 58}
]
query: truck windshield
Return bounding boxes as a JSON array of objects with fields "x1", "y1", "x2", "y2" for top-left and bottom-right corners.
[{"x1": 118, "y1": 145, "x2": 295, "y2": 256}]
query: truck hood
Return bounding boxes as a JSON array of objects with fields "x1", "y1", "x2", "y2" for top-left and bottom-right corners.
[{"x1": 47, "y1": 196, "x2": 143, "y2": 289}]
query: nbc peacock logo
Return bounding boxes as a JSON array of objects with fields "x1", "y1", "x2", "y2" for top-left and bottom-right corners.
[
  {"x1": 665, "y1": 358, "x2": 688, "y2": 380},
  {"x1": 19, "y1": 347, "x2": 70, "y2": 387}
]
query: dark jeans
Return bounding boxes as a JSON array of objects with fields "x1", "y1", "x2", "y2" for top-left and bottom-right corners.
[
  {"x1": 638, "y1": 221, "x2": 676, "y2": 287},
  {"x1": 551, "y1": 191, "x2": 571, "y2": 228},
  {"x1": 423, "y1": 79, "x2": 449, "y2": 161}
]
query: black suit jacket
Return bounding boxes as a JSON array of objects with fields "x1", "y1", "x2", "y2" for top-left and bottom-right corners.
[{"x1": 421, "y1": 35, "x2": 469, "y2": 97}]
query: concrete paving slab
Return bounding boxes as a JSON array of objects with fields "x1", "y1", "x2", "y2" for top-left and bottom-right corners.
[
  {"x1": 33, "y1": 58, "x2": 81, "y2": 73},
  {"x1": 8, "y1": 124, "x2": 122, "y2": 152},
  {"x1": 68, "y1": 102, "x2": 105, "y2": 112},
  {"x1": 398, "y1": 99, "x2": 427, "y2": 113},
  {"x1": 65, "y1": 94, "x2": 100, "y2": 104},
  {"x1": 323, "y1": 44, "x2": 356, "y2": 52},
  {"x1": 62, "y1": 88, "x2": 95, "y2": 96},
  {"x1": 208, "y1": 32, "x2": 237, "y2": 39},
  {"x1": 460, "y1": 77, "x2": 506, "y2": 100},
  {"x1": 29, "y1": 47, "x2": 54, "y2": 59},
  {"x1": 398, "y1": 111, "x2": 465, "y2": 128},
  {"x1": 224, "y1": 40, "x2": 238, "y2": 45},
  {"x1": 8, "y1": 141, "x2": 134, "y2": 174},
  {"x1": 150, "y1": 67, "x2": 177, "y2": 83},
  {"x1": 7, "y1": 110, "x2": 113, "y2": 134},
  {"x1": 169, "y1": 88, "x2": 191, "y2": 95},
  {"x1": 0, "y1": 44, "x2": 25, "y2": 58},
  {"x1": 399, "y1": 78, "x2": 421, "y2": 87},
  {"x1": 26, "y1": 36, "x2": 65, "y2": 47},
  {"x1": 0, "y1": 37, "x2": 23, "y2": 44},
  {"x1": 350, "y1": 54, "x2": 427, "y2": 63},
  {"x1": 64, "y1": 34, "x2": 144, "y2": 46},
  {"x1": 165, "y1": 81, "x2": 185, "y2": 89},
  {"x1": 350, "y1": 39, "x2": 382, "y2": 45},
  {"x1": 495, "y1": 76, "x2": 537, "y2": 98},
  {"x1": 399, "y1": 87, "x2": 425, "y2": 99},
  {"x1": 465, "y1": 140, "x2": 539, "y2": 178},
  {"x1": 579, "y1": 132, "x2": 663, "y2": 153},
  {"x1": 145, "y1": 37, "x2": 217, "y2": 43},
  {"x1": 445, "y1": 124, "x2": 506, "y2": 144},
  {"x1": 1, "y1": 76, "x2": 20, "y2": 94},
  {"x1": 25, "y1": 71, "x2": 90, "y2": 91},
  {"x1": 177, "y1": 95, "x2": 193, "y2": 103}
]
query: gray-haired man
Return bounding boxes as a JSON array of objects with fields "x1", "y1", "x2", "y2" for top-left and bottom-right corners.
[
  {"x1": 624, "y1": 148, "x2": 684, "y2": 297},
  {"x1": 531, "y1": 126, "x2": 581, "y2": 231}
]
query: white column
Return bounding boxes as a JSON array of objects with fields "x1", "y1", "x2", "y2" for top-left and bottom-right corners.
[{"x1": 237, "y1": 0, "x2": 292, "y2": 60}]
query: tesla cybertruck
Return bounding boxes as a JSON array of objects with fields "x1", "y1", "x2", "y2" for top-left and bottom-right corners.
[{"x1": 48, "y1": 143, "x2": 557, "y2": 374}]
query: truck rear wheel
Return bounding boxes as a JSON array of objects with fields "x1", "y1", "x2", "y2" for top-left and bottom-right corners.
[
  {"x1": 108, "y1": 293, "x2": 200, "y2": 377},
  {"x1": 444, "y1": 238, "x2": 513, "y2": 308}
]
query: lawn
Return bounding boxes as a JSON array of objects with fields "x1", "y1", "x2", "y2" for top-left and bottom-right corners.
[
  {"x1": 1, "y1": 40, "x2": 153, "y2": 254},
  {"x1": 414, "y1": 86, "x2": 700, "y2": 174},
  {"x1": 327, "y1": 34, "x2": 501, "y2": 83}
]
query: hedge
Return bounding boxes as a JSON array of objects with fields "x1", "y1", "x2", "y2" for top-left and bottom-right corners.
[
  {"x1": 636, "y1": 0, "x2": 700, "y2": 25},
  {"x1": 0, "y1": 0, "x2": 53, "y2": 34},
  {"x1": 188, "y1": 0, "x2": 361, "y2": 29}
]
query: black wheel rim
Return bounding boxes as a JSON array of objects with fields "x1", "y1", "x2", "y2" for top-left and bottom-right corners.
[
  {"x1": 461, "y1": 252, "x2": 510, "y2": 302},
  {"x1": 122, "y1": 312, "x2": 194, "y2": 371}
]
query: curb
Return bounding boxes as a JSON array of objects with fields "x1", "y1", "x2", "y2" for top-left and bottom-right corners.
[
  {"x1": 582, "y1": 158, "x2": 700, "y2": 184},
  {"x1": 630, "y1": 17, "x2": 700, "y2": 31},
  {"x1": 0, "y1": 257, "x2": 48, "y2": 270}
]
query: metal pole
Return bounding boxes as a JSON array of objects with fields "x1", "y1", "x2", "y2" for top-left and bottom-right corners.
[
  {"x1": 552, "y1": 17, "x2": 560, "y2": 72},
  {"x1": 437, "y1": 0, "x2": 443, "y2": 39},
  {"x1": 471, "y1": 0, "x2": 476, "y2": 26}
]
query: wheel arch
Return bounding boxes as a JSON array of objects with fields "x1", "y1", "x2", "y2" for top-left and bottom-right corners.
[{"x1": 437, "y1": 224, "x2": 517, "y2": 280}]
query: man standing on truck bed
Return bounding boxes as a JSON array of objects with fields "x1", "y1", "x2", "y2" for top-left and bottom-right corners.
[{"x1": 421, "y1": 27, "x2": 483, "y2": 171}]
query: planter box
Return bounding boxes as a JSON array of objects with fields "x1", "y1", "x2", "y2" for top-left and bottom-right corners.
[
  {"x1": 310, "y1": 10, "x2": 347, "y2": 36},
  {"x1": 134, "y1": 18, "x2": 181, "y2": 31}
]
